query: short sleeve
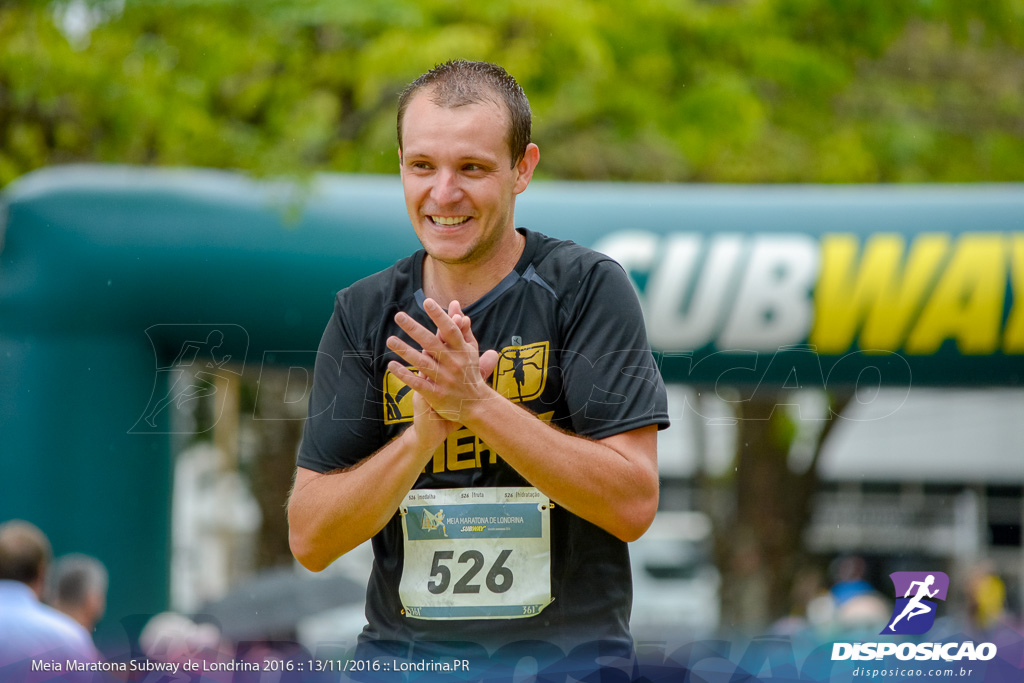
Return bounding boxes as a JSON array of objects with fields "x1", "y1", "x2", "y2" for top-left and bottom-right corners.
[
  {"x1": 559, "y1": 260, "x2": 670, "y2": 439},
  {"x1": 296, "y1": 295, "x2": 384, "y2": 473}
]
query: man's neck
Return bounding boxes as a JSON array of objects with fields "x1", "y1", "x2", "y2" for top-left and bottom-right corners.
[
  {"x1": 60, "y1": 604, "x2": 93, "y2": 631},
  {"x1": 422, "y1": 230, "x2": 525, "y2": 307}
]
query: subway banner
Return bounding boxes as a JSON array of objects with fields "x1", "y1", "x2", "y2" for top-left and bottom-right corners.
[
  {"x1": 518, "y1": 183, "x2": 1024, "y2": 388},
  {"x1": 592, "y1": 229, "x2": 1024, "y2": 388}
]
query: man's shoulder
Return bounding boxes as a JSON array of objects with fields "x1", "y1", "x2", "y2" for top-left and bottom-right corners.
[
  {"x1": 522, "y1": 229, "x2": 629, "y2": 299},
  {"x1": 340, "y1": 252, "x2": 418, "y2": 300},
  {"x1": 0, "y1": 589, "x2": 97, "y2": 661},
  {"x1": 36, "y1": 602, "x2": 92, "y2": 641},
  {"x1": 527, "y1": 229, "x2": 614, "y2": 269},
  {"x1": 332, "y1": 253, "x2": 419, "y2": 331}
]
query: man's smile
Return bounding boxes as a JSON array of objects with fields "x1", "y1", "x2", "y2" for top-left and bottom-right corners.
[{"x1": 429, "y1": 215, "x2": 471, "y2": 226}]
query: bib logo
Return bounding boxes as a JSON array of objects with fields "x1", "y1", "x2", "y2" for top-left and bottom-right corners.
[
  {"x1": 421, "y1": 509, "x2": 448, "y2": 537},
  {"x1": 493, "y1": 340, "x2": 549, "y2": 403},
  {"x1": 883, "y1": 571, "x2": 949, "y2": 635}
]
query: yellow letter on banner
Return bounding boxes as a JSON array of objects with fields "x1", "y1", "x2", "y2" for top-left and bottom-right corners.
[
  {"x1": 905, "y1": 234, "x2": 1007, "y2": 355},
  {"x1": 811, "y1": 234, "x2": 949, "y2": 353},
  {"x1": 1003, "y1": 235, "x2": 1024, "y2": 354}
]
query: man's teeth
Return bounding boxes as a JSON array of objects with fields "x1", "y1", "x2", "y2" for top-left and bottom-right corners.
[{"x1": 431, "y1": 216, "x2": 470, "y2": 226}]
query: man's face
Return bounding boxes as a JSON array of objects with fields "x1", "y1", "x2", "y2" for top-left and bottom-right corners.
[{"x1": 399, "y1": 90, "x2": 537, "y2": 267}]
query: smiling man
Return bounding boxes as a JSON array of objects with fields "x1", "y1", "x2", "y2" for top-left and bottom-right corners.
[{"x1": 288, "y1": 60, "x2": 669, "y2": 674}]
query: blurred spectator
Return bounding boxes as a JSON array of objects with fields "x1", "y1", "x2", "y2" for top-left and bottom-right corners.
[
  {"x1": 831, "y1": 556, "x2": 890, "y2": 632},
  {"x1": 804, "y1": 555, "x2": 890, "y2": 637},
  {"x1": 828, "y1": 556, "x2": 874, "y2": 605},
  {"x1": 139, "y1": 612, "x2": 222, "y2": 663},
  {"x1": 964, "y1": 561, "x2": 1011, "y2": 632},
  {"x1": 0, "y1": 520, "x2": 98, "y2": 667},
  {"x1": 47, "y1": 553, "x2": 108, "y2": 634},
  {"x1": 139, "y1": 611, "x2": 236, "y2": 681},
  {"x1": 769, "y1": 565, "x2": 829, "y2": 636}
]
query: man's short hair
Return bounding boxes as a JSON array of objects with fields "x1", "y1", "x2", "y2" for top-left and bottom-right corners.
[
  {"x1": 48, "y1": 554, "x2": 108, "y2": 610},
  {"x1": 397, "y1": 60, "x2": 532, "y2": 168},
  {"x1": 0, "y1": 519, "x2": 51, "y2": 585}
]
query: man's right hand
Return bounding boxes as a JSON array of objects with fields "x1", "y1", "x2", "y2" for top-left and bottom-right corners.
[{"x1": 403, "y1": 300, "x2": 499, "y2": 451}]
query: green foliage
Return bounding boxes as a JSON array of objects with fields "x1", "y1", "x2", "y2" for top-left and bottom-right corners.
[{"x1": 2, "y1": 0, "x2": 1023, "y2": 186}]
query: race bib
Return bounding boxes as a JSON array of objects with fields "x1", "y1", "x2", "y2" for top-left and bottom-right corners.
[{"x1": 399, "y1": 487, "x2": 553, "y2": 620}]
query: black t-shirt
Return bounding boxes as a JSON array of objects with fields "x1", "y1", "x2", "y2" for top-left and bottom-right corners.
[{"x1": 297, "y1": 228, "x2": 669, "y2": 655}]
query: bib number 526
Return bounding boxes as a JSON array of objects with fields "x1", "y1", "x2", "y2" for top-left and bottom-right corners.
[{"x1": 427, "y1": 549, "x2": 514, "y2": 595}]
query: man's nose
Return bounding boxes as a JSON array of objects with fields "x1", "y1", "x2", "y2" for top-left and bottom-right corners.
[{"x1": 432, "y1": 169, "x2": 463, "y2": 205}]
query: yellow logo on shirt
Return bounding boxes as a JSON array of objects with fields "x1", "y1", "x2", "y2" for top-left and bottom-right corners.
[
  {"x1": 383, "y1": 367, "x2": 415, "y2": 424},
  {"x1": 492, "y1": 341, "x2": 549, "y2": 403}
]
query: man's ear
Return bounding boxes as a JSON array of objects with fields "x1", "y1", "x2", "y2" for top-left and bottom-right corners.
[
  {"x1": 513, "y1": 143, "x2": 540, "y2": 195},
  {"x1": 86, "y1": 591, "x2": 106, "y2": 625}
]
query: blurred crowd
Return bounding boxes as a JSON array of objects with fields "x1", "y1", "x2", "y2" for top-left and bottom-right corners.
[
  {"x1": 0, "y1": 519, "x2": 321, "y2": 682},
  {"x1": 2, "y1": 518, "x2": 1021, "y2": 681},
  {"x1": 768, "y1": 554, "x2": 1021, "y2": 642}
]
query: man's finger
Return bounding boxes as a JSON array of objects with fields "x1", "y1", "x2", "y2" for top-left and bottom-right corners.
[
  {"x1": 441, "y1": 300, "x2": 464, "y2": 344},
  {"x1": 449, "y1": 300, "x2": 467, "y2": 336},
  {"x1": 421, "y1": 298, "x2": 467, "y2": 350},
  {"x1": 393, "y1": 311, "x2": 445, "y2": 353},
  {"x1": 386, "y1": 336, "x2": 439, "y2": 378},
  {"x1": 447, "y1": 301, "x2": 472, "y2": 341},
  {"x1": 388, "y1": 361, "x2": 463, "y2": 421},
  {"x1": 459, "y1": 314, "x2": 480, "y2": 347},
  {"x1": 479, "y1": 349, "x2": 499, "y2": 381},
  {"x1": 387, "y1": 361, "x2": 433, "y2": 394},
  {"x1": 446, "y1": 312, "x2": 469, "y2": 344}
]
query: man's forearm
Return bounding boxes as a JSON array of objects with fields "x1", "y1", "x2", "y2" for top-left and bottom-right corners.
[
  {"x1": 287, "y1": 428, "x2": 436, "y2": 571},
  {"x1": 460, "y1": 390, "x2": 659, "y2": 542}
]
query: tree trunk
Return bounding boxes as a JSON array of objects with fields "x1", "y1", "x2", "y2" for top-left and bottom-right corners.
[{"x1": 710, "y1": 390, "x2": 852, "y2": 633}]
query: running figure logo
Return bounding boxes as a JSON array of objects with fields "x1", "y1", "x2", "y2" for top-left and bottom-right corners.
[
  {"x1": 493, "y1": 338, "x2": 549, "y2": 403},
  {"x1": 882, "y1": 571, "x2": 950, "y2": 635},
  {"x1": 421, "y1": 509, "x2": 448, "y2": 537},
  {"x1": 130, "y1": 324, "x2": 248, "y2": 434}
]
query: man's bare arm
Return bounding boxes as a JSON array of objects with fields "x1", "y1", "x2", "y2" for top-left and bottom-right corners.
[
  {"x1": 288, "y1": 420, "x2": 434, "y2": 572},
  {"x1": 468, "y1": 406, "x2": 659, "y2": 541},
  {"x1": 288, "y1": 312, "x2": 497, "y2": 572}
]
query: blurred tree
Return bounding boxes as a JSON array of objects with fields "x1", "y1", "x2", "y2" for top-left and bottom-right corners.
[
  {"x1": 244, "y1": 370, "x2": 304, "y2": 570},
  {"x1": 705, "y1": 389, "x2": 852, "y2": 632},
  {"x1": 1, "y1": 0, "x2": 1022, "y2": 186}
]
